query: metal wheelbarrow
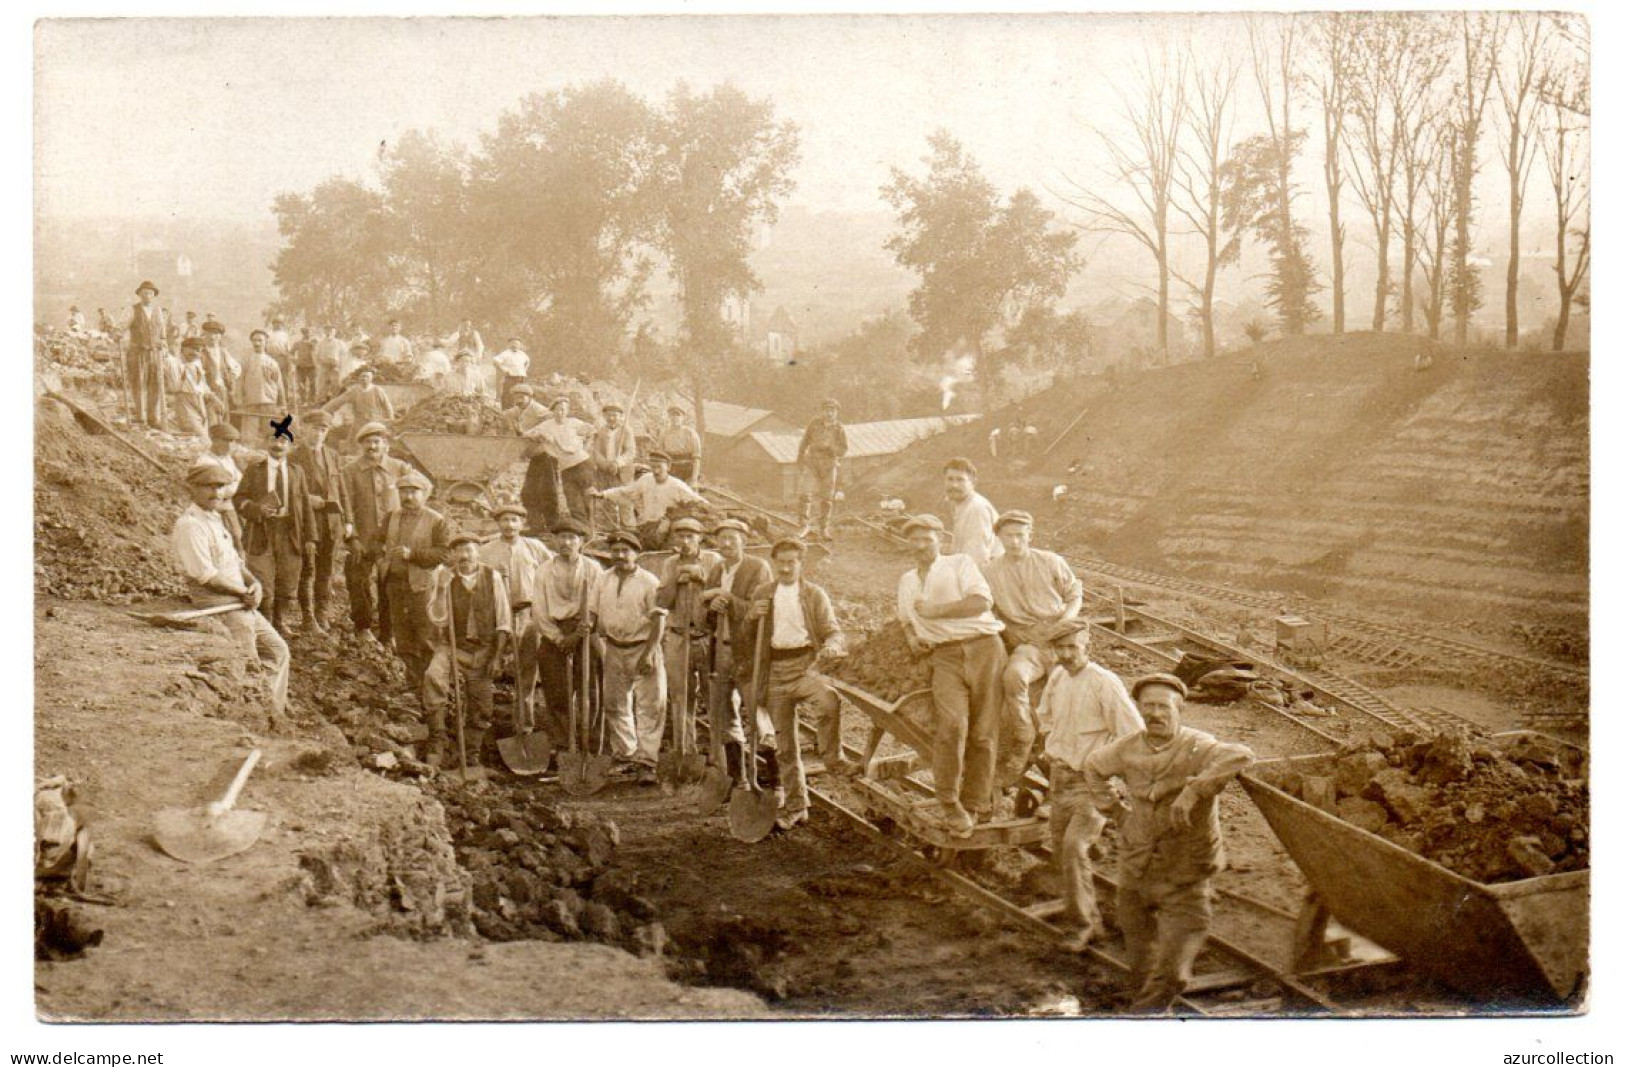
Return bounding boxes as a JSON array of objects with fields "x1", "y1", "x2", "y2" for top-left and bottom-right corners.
[{"x1": 395, "y1": 432, "x2": 535, "y2": 505}]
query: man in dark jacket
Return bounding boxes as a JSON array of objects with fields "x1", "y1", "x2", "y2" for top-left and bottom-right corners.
[
  {"x1": 701, "y1": 518, "x2": 776, "y2": 787},
  {"x1": 373, "y1": 468, "x2": 455, "y2": 688},
  {"x1": 125, "y1": 280, "x2": 169, "y2": 428},
  {"x1": 795, "y1": 398, "x2": 848, "y2": 541},
  {"x1": 293, "y1": 409, "x2": 352, "y2": 634},
  {"x1": 341, "y1": 422, "x2": 412, "y2": 643},
  {"x1": 233, "y1": 422, "x2": 318, "y2": 633}
]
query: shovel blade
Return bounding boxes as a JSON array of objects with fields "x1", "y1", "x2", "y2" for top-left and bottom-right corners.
[
  {"x1": 696, "y1": 767, "x2": 733, "y2": 814},
  {"x1": 728, "y1": 787, "x2": 778, "y2": 843},
  {"x1": 656, "y1": 751, "x2": 682, "y2": 795},
  {"x1": 558, "y1": 752, "x2": 593, "y2": 796},
  {"x1": 681, "y1": 752, "x2": 708, "y2": 785},
  {"x1": 497, "y1": 731, "x2": 553, "y2": 777},
  {"x1": 154, "y1": 808, "x2": 267, "y2": 865}
]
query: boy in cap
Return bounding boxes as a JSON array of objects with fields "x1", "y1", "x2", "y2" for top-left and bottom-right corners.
[
  {"x1": 171, "y1": 458, "x2": 289, "y2": 714},
  {"x1": 745, "y1": 537, "x2": 850, "y2": 831},
  {"x1": 896, "y1": 513, "x2": 1006, "y2": 838},
  {"x1": 657, "y1": 405, "x2": 702, "y2": 483},
  {"x1": 323, "y1": 363, "x2": 395, "y2": 448},
  {"x1": 293, "y1": 409, "x2": 353, "y2": 634},
  {"x1": 587, "y1": 529, "x2": 667, "y2": 777},
  {"x1": 701, "y1": 518, "x2": 776, "y2": 786},
  {"x1": 1033, "y1": 620, "x2": 1143, "y2": 952},
  {"x1": 234, "y1": 419, "x2": 317, "y2": 633},
  {"x1": 1084, "y1": 674, "x2": 1254, "y2": 1011},
  {"x1": 341, "y1": 423, "x2": 413, "y2": 643},
  {"x1": 982, "y1": 509, "x2": 1084, "y2": 790},
  {"x1": 125, "y1": 280, "x2": 169, "y2": 428},
  {"x1": 374, "y1": 468, "x2": 456, "y2": 688},
  {"x1": 480, "y1": 504, "x2": 553, "y2": 739},
  {"x1": 423, "y1": 532, "x2": 512, "y2": 767},
  {"x1": 591, "y1": 401, "x2": 638, "y2": 527},
  {"x1": 795, "y1": 398, "x2": 848, "y2": 541},
  {"x1": 531, "y1": 517, "x2": 603, "y2": 756}
]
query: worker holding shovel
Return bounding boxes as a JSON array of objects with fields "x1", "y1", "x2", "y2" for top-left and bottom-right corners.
[{"x1": 423, "y1": 533, "x2": 512, "y2": 769}]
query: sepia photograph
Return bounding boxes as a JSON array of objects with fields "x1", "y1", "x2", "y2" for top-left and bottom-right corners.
[{"x1": 26, "y1": 3, "x2": 1598, "y2": 1051}]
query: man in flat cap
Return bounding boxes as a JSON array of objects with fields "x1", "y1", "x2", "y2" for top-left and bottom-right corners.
[
  {"x1": 1034, "y1": 620, "x2": 1143, "y2": 952},
  {"x1": 313, "y1": 324, "x2": 349, "y2": 402},
  {"x1": 341, "y1": 422, "x2": 413, "y2": 643},
  {"x1": 745, "y1": 536, "x2": 850, "y2": 831},
  {"x1": 125, "y1": 280, "x2": 169, "y2": 428},
  {"x1": 423, "y1": 532, "x2": 512, "y2": 768},
  {"x1": 592, "y1": 450, "x2": 706, "y2": 551},
  {"x1": 323, "y1": 363, "x2": 395, "y2": 449},
  {"x1": 480, "y1": 504, "x2": 554, "y2": 741},
  {"x1": 376, "y1": 319, "x2": 414, "y2": 366},
  {"x1": 234, "y1": 328, "x2": 288, "y2": 411},
  {"x1": 701, "y1": 518, "x2": 776, "y2": 789},
  {"x1": 1084, "y1": 674, "x2": 1254, "y2": 1012},
  {"x1": 943, "y1": 457, "x2": 1002, "y2": 566},
  {"x1": 530, "y1": 517, "x2": 603, "y2": 757},
  {"x1": 491, "y1": 338, "x2": 530, "y2": 408},
  {"x1": 166, "y1": 337, "x2": 217, "y2": 439},
  {"x1": 200, "y1": 421, "x2": 247, "y2": 548},
  {"x1": 591, "y1": 401, "x2": 638, "y2": 528},
  {"x1": 293, "y1": 409, "x2": 353, "y2": 634},
  {"x1": 373, "y1": 468, "x2": 456, "y2": 689},
  {"x1": 657, "y1": 405, "x2": 702, "y2": 484},
  {"x1": 588, "y1": 529, "x2": 667, "y2": 778},
  {"x1": 234, "y1": 419, "x2": 317, "y2": 634},
  {"x1": 521, "y1": 395, "x2": 596, "y2": 529},
  {"x1": 292, "y1": 326, "x2": 318, "y2": 407},
  {"x1": 795, "y1": 398, "x2": 848, "y2": 542},
  {"x1": 655, "y1": 516, "x2": 723, "y2": 771},
  {"x1": 199, "y1": 322, "x2": 239, "y2": 412},
  {"x1": 983, "y1": 509, "x2": 1084, "y2": 792},
  {"x1": 896, "y1": 513, "x2": 1006, "y2": 838},
  {"x1": 171, "y1": 458, "x2": 289, "y2": 714}
]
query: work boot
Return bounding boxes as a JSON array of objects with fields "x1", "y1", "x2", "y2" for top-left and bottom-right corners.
[
  {"x1": 302, "y1": 605, "x2": 328, "y2": 636},
  {"x1": 466, "y1": 728, "x2": 488, "y2": 767},
  {"x1": 270, "y1": 600, "x2": 289, "y2": 635},
  {"x1": 939, "y1": 802, "x2": 975, "y2": 839}
]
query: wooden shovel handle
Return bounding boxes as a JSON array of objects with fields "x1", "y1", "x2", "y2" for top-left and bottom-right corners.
[{"x1": 209, "y1": 749, "x2": 262, "y2": 816}]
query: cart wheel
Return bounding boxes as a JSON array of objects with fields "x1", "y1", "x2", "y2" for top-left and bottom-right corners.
[{"x1": 444, "y1": 480, "x2": 486, "y2": 506}]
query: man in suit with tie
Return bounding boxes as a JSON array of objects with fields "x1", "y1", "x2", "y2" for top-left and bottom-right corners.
[
  {"x1": 234, "y1": 422, "x2": 317, "y2": 634},
  {"x1": 125, "y1": 280, "x2": 169, "y2": 428}
]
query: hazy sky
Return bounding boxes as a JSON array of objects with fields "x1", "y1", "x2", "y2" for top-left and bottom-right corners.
[{"x1": 36, "y1": 14, "x2": 1231, "y2": 223}]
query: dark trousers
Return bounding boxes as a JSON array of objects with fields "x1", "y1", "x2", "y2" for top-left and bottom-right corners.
[
  {"x1": 245, "y1": 524, "x2": 303, "y2": 624},
  {"x1": 521, "y1": 455, "x2": 561, "y2": 536},
  {"x1": 125, "y1": 348, "x2": 165, "y2": 427},
  {"x1": 301, "y1": 519, "x2": 341, "y2": 619},
  {"x1": 536, "y1": 634, "x2": 580, "y2": 751},
  {"x1": 670, "y1": 458, "x2": 696, "y2": 483},
  {"x1": 559, "y1": 463, "x2": 594, "y2": 528},
  {"x1": 384, "y1": 573, "x2": 434, "y2": 689},
  {"x1": 346, "y1": 548, "x2": 382, "y2": 634}
]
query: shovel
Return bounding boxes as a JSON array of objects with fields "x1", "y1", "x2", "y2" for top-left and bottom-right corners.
[
  {"x1": 497, "y1": 641, "x2": 552, "y2": 778},
  {"x1": 127, "y1": 601, "x2": 244, "y2": 629},
  {"x1": 728, "y1": 617, "x2": 780, "y2": 842},
  {"x1": 154, "y1": 749, "x2": 268, "y2": 865},
  {"x1": 561, "y1": 629, "x2": 609, "y2": 797},
  {"x1": 696, "y1": 610, "x2": 733, "y2": 813},
  {"x1": 657, "y1": 584, "x2": 693, "y2": 794}
]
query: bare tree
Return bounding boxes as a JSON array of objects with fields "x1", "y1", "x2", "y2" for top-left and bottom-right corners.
[
  {"x1": 1060, "y1": 45, "x2": 1188, "y2": 364},
  {"x1": 1417, "y1": 122, "x2": 1458, "y2": 342},
  {"x1": 1169, "y1": 45, "x2": 1241, "y2": 360},
  {"x1": 1309, "y1": 13, "x2": 1353, "y2": 335},
  {"x1": 1495, "y1": 12, "x2": 1549, "y2": 349},
  {"x1": 1541, "y1": 28, "x2": 1590, "y2": 352},
  {"x1": 1390, "y1": 16, "x2": 1453, "y2": 334},
  {"x1": 1447, "y1": 12, "x2": 1505, "y2": 347}
]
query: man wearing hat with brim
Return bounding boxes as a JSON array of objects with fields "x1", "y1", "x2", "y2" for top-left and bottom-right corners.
[
  {"x1": 492, "y1": 338, "x2": 530, "y2": 408},
  {"x1": 323, "y1": 363, "x2": 395, "y2": 450},
  {"x1": 171, "y1": 457, "x2": 289, "y2": 715},
  {"x1": 234, "y1": 328, "x2": 288, "y2": 411},
  {"x1": 521, "y1": 394, "x2": 596, "y2": 530},
  {"x1": 895, "y1": 512, "x2": 1006, "y2": 838},
  {"x1": 592, "y1": 450, "x2": 706, "y2": 552},
  {"x1": 124, "y1": 280, "x2": 169, "y2": 428},
  {"x1": 657, "y1": 405, "x2": 702, "y2": 483},
  {"x1": 590, "y1": 400, "x2": 638, "y2": 529},
  {"x1": 794, "y1": 398, "x2": 849, "y2": 542},
  {"x1": 744, "y1": 536, "x2": 851, "y2": 831},
  {"x1": 293, "y1": 409, "x2": 354, "y2": 634},
  {"x1": 588, "y1": 529, "x2": 668, "y2": 776},
  {"x1": 1084, "y1": 673, "x2": 1254, "y2": 1012},
  {"x1": 341, "y1": 422, "x2": 413, "y2": 643},
  {"x1": 480, "y1": 503, "x2": 554, "y2": 740},
  {"x1": 374, "y1": 467, "x2": 456, "y2": 690},
  {"x1": 531, "y1": 517, "x2": 603, "y2": 757},
  {"x1": 423, "y1": 532, "x2": 512, "y2": 768},
  {"x1": 701, "y1": 517, "x2": 776, "y2": 787},
  {"x1": 655, "y1": 516, "x2": 724, "y2": 771},
  {"x1": 234, "y1": 416, "x2": 318, "y2": 634},
  {"x1": 982, "y1": 509, "x2": 1084, "y2": 792},
  {"x1": 1032, "y1": 619, "x2": 1143, "y2": 953}
]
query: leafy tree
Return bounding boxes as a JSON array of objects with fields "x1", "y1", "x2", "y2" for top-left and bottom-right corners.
[
  {"x1": 379, "y1": 130, "x2": 473, "y2": 329},
  {"x1": 884, "y1": 131, "x2": 1080, "y2": 393},
  {"x1": 1220, "y1": 131, "x2": 1322, "y2": 335},
  {"x1": 269, "y1": 178, "x2": 397, "y2": 328}
]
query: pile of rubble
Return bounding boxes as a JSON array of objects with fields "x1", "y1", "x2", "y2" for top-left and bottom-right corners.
[
  {"x1": 836, "y1": 621, "x2": 931, "y2": 701},
  {"x1": 362, "y1": 359, "x2": 421, "y2": 385},
  {"x1": 1273, "y1": 731, "x2": 1588, "y2": 883},
  {"x1": 396, "y1": 394, "x2": 513, "y2": 435}
]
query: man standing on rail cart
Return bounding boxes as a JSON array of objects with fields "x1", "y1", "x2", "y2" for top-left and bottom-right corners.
[
  {"x1": 1084, "y1": 673, "x2": 1254, "y2": 1012},
  {"x1": 589, "y1": 530, "x2": 668, "y2": 780},
  {"x1": 746, "y1": 536, "x2": 850, "y2": 831},
  {"x1": 794, "y1": 398, "x2": 848, "y2": 542},
  {"x1": 943, "y1": 457, "x2": 1002, "y2": 566},
  {"x1": 896, "y1": 513, "x2": 1005, "y2": 838},
  {"x1": 983, "y1": 509, "x2": 1084, "y2": 793},
  {"x1": 1034, "y1": 620, "x2": 1143, "y2": 952}
]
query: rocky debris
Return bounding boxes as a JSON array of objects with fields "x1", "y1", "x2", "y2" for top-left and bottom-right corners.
[
  {"x1": 35, "y1": 897, "x2": 104, "y2": 961},
  {"x1": 836, "y1": 621, "x2": 930, "y2": 701},
  {"x1": 35, "y1": 399, "x2": 190, "y2": 603},
  {"x1": 1272, "y1": 731, "x2": 1588, "y2": 883},
  {"x1": 358, "y1": 359, "x2": 420, "y2": 385},
  {"x1": 395, "y1": 394, "x2": 512, "y2": 435}
]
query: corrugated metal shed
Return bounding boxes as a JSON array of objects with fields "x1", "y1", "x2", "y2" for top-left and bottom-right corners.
[
  {"x1": 748, "y1": 414, "x2": 978, "y2": 464},
  {"x1": 673, "y1": 397, "x2": 792, "y2": 440}
]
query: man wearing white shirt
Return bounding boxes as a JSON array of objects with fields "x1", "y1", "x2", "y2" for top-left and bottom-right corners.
[
  {"x1": 943, "y1": 457, "x2": 1002, "y2": 566},
  {"x1": 592, "y1": 451, "x2": 706, "y2": 550},
  {"x1": 480, "y1": 504, "x2": 554, "y2": 743},
  {"x1": 896, "y1": 513, "x2": 1006, "y2": 837},
  {"x1": 416, "y1": 341, "x2": 452, "y2": 389},
  {"x1": 492, "y1": 338, "x2": 530, "y2": 407},
  {"x1": 530, "y1": 517, "x2": 601, "y2": 757},
  {"x1": 1034, "y1": 620, "x2": 1144, "y2": 951},
  {"x1": 522, "y1": 395, "x2": 596, "y2": 527},
  {"x1": 376, "y1": 319, "x2": 414, "y2": 365}
]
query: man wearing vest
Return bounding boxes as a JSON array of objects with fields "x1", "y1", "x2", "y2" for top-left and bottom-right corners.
[
  {"x1": 479, "y1": 504, "x2": 554, "y2": 742},
  {"x1": 234, "y1": 422, "x2": 318, "y2": 634},
  {"x1": 125, "y1": 280, "x2": 169, "y2": 429},
  {"x1": 293, "y1": 409, "x2": 354, "y2": 635},
  {"x1": 171, "y1": 458, "x2": 289, "y2": 715},
  {"x1": 744, "y1": 537, "x2": 852, "y2": 831},
  {"x1": 700, "y1": 518, "x2": 776, "y2": 787},
  {"x1": 423, "y1": 533, "x2": 512, "y2": 768},
  {"x1": 375, "y1": 468, "x2": 455, "y2": 689},
  {"x1": 531, "y1": 517, "x2": 602, "y2": 757},
  {"x1": 342, "y1": 423, "x2": 413, "y2": 644}
]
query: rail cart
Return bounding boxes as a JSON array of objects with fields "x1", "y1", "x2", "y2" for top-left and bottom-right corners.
[
  {"x1": 378, "y1": 381, "x2": 434, "y2": 414},
  {"x1": 830, "y1": 679, "x2": 1050, "y2": 852},
  {"x1": 394, "y1": 431, "x2": 533, "y2": 505},
  {"x1": 1241, "y1": 734, "x2": 1588, "y2": 1004}
]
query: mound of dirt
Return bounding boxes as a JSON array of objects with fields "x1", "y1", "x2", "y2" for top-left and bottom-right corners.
[
  {"x1": 1271, "y1": 731, "x2": 1588, "y2": 883},
  {"x1": 396, "y1": 394, "x2": 512, "y2": 435},
  {"x1": 836, "y1": 621, "x2": 930, "y2": 701},
  {"x1": 34, "y1": 399, "x2": 189, "y2": 603}
]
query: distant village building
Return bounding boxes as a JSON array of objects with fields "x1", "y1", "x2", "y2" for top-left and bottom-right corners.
[
  {"x1": 724, "y1": 414, "x2": 979, "y2": 506},
  {"x1": 667, "y1": 397, "x2": 796, "y2": 469},
  {"x1": 721, "y1": 293, "x2": 751, "y2": 337},
  {"x1": 765, "y1": 306, "x2": 798, "y2": 363}
]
